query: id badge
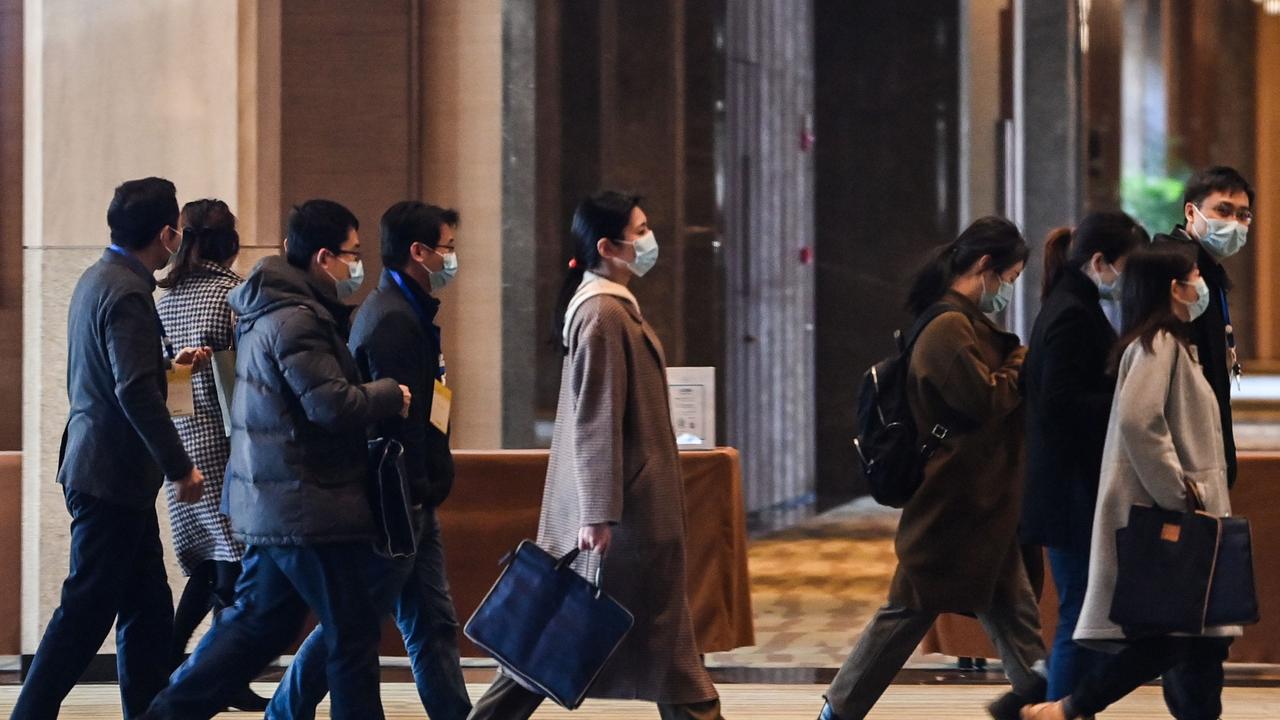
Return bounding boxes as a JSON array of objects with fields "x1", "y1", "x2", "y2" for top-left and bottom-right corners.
[
  {"x1": 166, "y1": 364, "x2": 196, "y2": 418},
  {"x1": 430, "y1": 379, "x2": 452, "y2": 434}
]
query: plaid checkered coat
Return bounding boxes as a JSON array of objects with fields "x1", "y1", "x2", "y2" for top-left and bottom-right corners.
[
  {"x1": 157, "y1": 261, "x2": 246, "y2": 575},
  {"x1": 535, "y1": 294, "x2": 717, "y2": 704}
]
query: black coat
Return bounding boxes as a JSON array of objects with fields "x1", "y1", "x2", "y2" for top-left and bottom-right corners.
[
  {"x1": 1154, "y1": 227, "x2": 1238, "y2": 487},
  {"x1": 223, "y1": 256, "x2": 403, "y2": 545},
  {"x1": 349, "y1": 271, "x2": 454, "y2": 507},
  {"x1": 1021, "y1": 268, "x2": 1117, "y2": 550},
  {"x1": 59, "y1": 248, "x2": 193, "y2": 507}
]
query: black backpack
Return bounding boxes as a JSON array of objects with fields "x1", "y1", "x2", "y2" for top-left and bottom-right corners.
[{"x1": 852, "y1": 303, "x2": 956, "y2": 508}]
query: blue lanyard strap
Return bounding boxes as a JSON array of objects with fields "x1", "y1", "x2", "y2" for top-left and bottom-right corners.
[
  {"x1": 1219, "y1": 288, "x2": 1235, "y2": 349},
  {"x1": 388, "y1": 270, "x2": 445, "y2": 379},
  {"x1": 109, "y1": 244, "x2": 173, "y2": 359}
]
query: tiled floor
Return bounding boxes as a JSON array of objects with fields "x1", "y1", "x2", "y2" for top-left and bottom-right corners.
[{"x1": 707, "y1": 499, "x2": 901, "y2": 669}]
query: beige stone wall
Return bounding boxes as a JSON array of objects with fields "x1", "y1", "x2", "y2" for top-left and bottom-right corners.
[{"x1": 22, "y1": 0, "x2": 239, "y2": 651}]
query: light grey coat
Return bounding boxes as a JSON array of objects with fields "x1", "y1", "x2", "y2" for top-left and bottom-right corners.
[
  {"x1": 1075, "y1": 330, "x2": 1241, "y2": 648},
  {"x1": 534, "y1": 293, "x2": 717, "y2": 704}
]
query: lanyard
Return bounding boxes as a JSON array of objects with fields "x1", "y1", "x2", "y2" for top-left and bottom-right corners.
[
  {"x1": 1218, "y1": 287, "x2": 1243, "y2": 385},
  {"x1": 108, "y1": 244, "x2": 174, "y2": 359},
  {"x1": 388, "y1": 270, "x2": 445, "y2": 380}
]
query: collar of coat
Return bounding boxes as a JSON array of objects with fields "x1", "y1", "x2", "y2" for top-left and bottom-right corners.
[
  {"x1": 943, "y1": 289, "x2": 1022, "y2": 346},
  {"x1": 562, "y1": 271, "x2": 642, "y2": 346}
]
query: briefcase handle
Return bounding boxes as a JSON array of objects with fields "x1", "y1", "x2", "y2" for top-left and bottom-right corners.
[
  {"x1": 1178, "y1": 475, "x2": 1207, "y2": 514},
  {"x1": 554, "y1": 547, "x2": 607, "y2": 598}
]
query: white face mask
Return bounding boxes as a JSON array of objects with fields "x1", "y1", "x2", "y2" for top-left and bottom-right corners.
[
  {"x1": 326, "y1": 255, "x2": 364, "y2": 300},
  {"x1": 623, "y1": 231, "x2": 659, "y2": 277},
  {"x1": 425, "y1": 250, "x2": 458, "y2": 291},
  {"x1": 1190, "y1": 205, "x2": 1248, "y2": 259},
  {"x1": 1091, "y1": 262, "x2": 1122, "y2": 301}
]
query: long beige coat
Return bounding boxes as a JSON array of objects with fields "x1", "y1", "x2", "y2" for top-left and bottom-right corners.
[
  {"x1": 1075, "y1": 330, "x2": 1241, "y2": 647},
  {"x1": 536, "y1": 293, "x2": 717, "y2": 704}
]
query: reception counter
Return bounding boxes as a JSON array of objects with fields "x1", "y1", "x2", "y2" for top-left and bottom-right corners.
[
  {"x1": 384, "y1": 448, "x2": 756, "y2": 656},
  {"x1": 921, "y1": 451, "x2": 1280, "y2": 664}
]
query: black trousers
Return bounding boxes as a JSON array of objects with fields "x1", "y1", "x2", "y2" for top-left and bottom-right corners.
[
  {"x1": 11, "y1": 488, "x2": 174, "y2": 720},
  {"x1": 1066, "y1": 637, "x2": 1230, "y2": 720}
]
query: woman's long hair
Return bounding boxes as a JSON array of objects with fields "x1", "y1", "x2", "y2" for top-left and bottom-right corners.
[
  {"x1": 906, "y1": 216, "x2": 1028, "y2": 316},
  {"x1": 1110, "y1": 244, "x2": 1197, "y2": 369},
  {"x1": 1041, "y1": 211, "x2": 1148, "y2": 299},
  {"x1": 550, "y1": 190, "x2": 641, "y2": 353},
  {"x1": 159, "y1": 199, "x2": 239, "y2": 289}
]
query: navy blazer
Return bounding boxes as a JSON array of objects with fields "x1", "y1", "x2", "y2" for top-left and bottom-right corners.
[
  {"x1": 59, "y1": 248, "x2": 193, "y2": 507},
  {"x1": 1021, "y1": 268, "x2": 1117, "y2": 550},
  {"x1": 349, "y1": 270, "x2": 454, "y2": 507}
]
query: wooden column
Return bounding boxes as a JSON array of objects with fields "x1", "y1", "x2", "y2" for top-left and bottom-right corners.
[{"x1": 1254, "y1": 10, "x2": 1280, "y2": 361}]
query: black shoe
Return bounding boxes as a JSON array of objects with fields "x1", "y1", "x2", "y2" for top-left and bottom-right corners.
[
  {"x1": 818, "y1": 702, "x2": 842, "y2": 720},
  {"x1": 987, "y1": 678, "x2": 1048, "y2": 720},
  {"x1": 225, "y1": 686, "x2": 271, "y2": 712}
]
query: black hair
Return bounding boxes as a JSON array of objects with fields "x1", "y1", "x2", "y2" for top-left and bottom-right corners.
[
  {"x1": 1041, "y1": 211, "x2": 1149, "y2": 299},
  {"x1": 1112, "y1": 244, "x2": 1197, "y2": 370},
  {"x1": 159, "y1": 199, "x2": 240, "y2": 289},
  {"x1": 284, "y1": 199, "x2": 359, "y2": 270},
  {"x1": 906, "y1": 216, "x2": 1028, "y2": 316},
  {"x1": 379, "y1": 201, "x2": 460, "y2": 269},
  {"x1": 1183, "y1": 166, "x2": 1255, "y2": 209},
  {"x1": 551, "y1": 190, "x2": 642, "y2": 353},
  {"x1": 106, "y1": 177, "x2": 179, "y2": 250}
]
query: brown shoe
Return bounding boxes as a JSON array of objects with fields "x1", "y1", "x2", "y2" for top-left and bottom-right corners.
[{"x1": 1019, "y1": 701, "x2": 1068, "y2": 720}]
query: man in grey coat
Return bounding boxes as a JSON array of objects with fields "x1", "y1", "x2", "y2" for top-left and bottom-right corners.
[
  {"x1": 13, "y1": 177, "x2": 208, "y2": 720},
  {"x1": 142, "y1": 200, "x2": 410, "y2": 720}
]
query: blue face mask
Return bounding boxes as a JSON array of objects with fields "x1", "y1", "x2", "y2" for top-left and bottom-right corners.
[
  {"x1": 979, "y1": 275, "x2": 1014, "y2": 314},
  {"x1": 625, "y1": 232, "x2": 660, "y2": 277},
  {"x1": 330, "y1": 258, "x2": 364, "y2": 300},
  {"x1": 1191, "y1": 205, "x2": 1248, "y2": 259},
  {"x1": 1094, "y1": 263, "x2": 1122, "y2": 301},
  {"x1": 1178, "y1": 277, "x2": 1210, "y2": 322},
  {"x1": 427, "y1": 251, "x2": 458, "y2": 292}
]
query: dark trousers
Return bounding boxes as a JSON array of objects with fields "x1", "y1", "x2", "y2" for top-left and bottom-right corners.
[
  {"x1": 11, "y1": 488, "x2": 173, "y2": 720},
  {"x1": 268, "y1": 508, "x2": 472, "y2": 720},
  {"x1": 467, "y1": 673, "x2": 724, "y2": 720},
  {"x1": 171, "y1": 560, "x2": 241, "y2": 669},
  {"x1": 1046, "y1": 547, "x2": 1105, "y2": 700},
  {"x1": 142, "y1": 543, "x2": 385, "y2": 720},
  {"x1": 1065, "y1": 637, "x2": 1229, "y2": 720}
]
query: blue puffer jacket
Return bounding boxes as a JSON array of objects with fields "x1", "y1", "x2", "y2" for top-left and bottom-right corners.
[{"x1": 223, "y1": 255, "x2": 403, "y2": 545}]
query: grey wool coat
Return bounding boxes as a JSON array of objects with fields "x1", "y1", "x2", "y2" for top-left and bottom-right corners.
[
  {"x1": 534, "y1": 292, "x2": 718, "y2": 704},
  {"x1": 1075, "y1": 330, "x2": 1241, "y2": 647}
]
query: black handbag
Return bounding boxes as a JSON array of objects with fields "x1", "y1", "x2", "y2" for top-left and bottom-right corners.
[
  {"x1": 367, "y1": 437, "x2": 417, "y2": 559},
  {"x1": 1205, "y1": 515, "x2": 1260, "y2": 627},
  {"x1": 1109, "y1": 478, "x2": 1221, "y2": 636},
  {"x1": 464, "y1": 541, "x2": 634, "y2": 710}
]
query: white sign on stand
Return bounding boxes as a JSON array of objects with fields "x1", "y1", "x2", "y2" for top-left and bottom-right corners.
[{"x1": 666, "y1": 366, "x2": 715, "y2": 450}]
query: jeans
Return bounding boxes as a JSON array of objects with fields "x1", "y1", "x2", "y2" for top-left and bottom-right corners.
[
  {"x1": 12, "y1": 488, "x2": 173, "y2": 720},
  {"x1": 1065, "y1": 637, "x2": 1228, "y2": 719},
  {"x1": 466, "y1": 673, "x2": 723, "y2": 720},
  {"x1": 268, "y1": 509, "x2": 471, "y2": 720},
  {"x1": 141, "y1": 543, "x2": 385, "y2": 720},
  {"x1": 1046, "y1": 547, "x2": 1106, "y2": 700}
]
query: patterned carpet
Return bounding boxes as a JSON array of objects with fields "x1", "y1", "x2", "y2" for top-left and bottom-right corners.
[{"x1": 707, "y1": 499, "x2": 901, "y2": 669}]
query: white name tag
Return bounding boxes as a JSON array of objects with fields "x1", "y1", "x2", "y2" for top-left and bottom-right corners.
[
  {"x1": 430, "y1": 379, "x2": 452, "y2": 434},
  {"x1": 166, "y1": 364, "x2": 196, "y2": 418}
]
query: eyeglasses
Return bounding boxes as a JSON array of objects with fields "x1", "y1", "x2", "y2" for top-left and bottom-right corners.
[
  {"x1": 335, "y1": 249, "x2": 362, "y2": 261},
  {"x1": 1206, "y1": 202, "x2": 1254, "y2": 225}
]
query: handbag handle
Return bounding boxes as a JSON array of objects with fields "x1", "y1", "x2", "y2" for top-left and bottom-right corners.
[
  {"x1": 552, "y1": 547, "x2": 607, "y2": 598},
  {"x1": 1180, "y1": 475, "x2": 1207, "y2": 514}
]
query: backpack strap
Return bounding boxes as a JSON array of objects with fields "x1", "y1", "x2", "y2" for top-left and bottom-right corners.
[{"x1": 898, "y1": 302, "x2": 960, "y2": 354}]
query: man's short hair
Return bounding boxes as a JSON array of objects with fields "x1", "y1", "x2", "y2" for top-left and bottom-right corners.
[
  {"x1": 1183, "y1": 166, "x2": 1255, "y2": 208},
  {"x1": 379, "y1": 201, "x2": 460, "y2": 269},
  {"x1": 284, "y1": 200, "x2": 360, "y2": 269},
  {"x1": 106, "y1": 177, "x2": 179, "y2": 250}
]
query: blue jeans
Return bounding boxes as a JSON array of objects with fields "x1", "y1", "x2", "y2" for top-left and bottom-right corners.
[
  {"x1": 267, "y1": 508, "x2": 471, "y2": 720},
  {"x1": 1047, "y1": 546, "x2": 1106, "y2": 700},
  {"x1": 142, "y1": 543, "x2": 385, "y2": 720},
  {"x1": 13, "y1": 489, "x2": 173, "y2": 720}
]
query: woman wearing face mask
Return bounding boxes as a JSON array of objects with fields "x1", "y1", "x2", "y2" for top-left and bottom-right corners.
[
  {"x1": 467, "y1": 191, "x2": 724, "y2": 720},
  {"x1": 1021, "y1": 212, "x2": 1148, "y2": 702},
  {"x1": 1020, "y1": 245, "x2": 1241, "y2": 720},
  {"x1": 820, "y1": 217, "x2": 1047, "y2": 720},
  {"x1": 156, "y1": 199, "x2": 269, "y2": 712}
]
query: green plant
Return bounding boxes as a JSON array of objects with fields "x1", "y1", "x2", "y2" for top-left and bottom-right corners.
[{"x1": 1121, "y1": 171, "x2": 1190, "y2": 234}]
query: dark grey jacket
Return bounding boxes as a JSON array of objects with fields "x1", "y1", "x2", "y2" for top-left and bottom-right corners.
[
  {"x1": 349, "y1": 270, "x2": 454, "y2": 507},
  {"x1": 223, "y1": 256, "x2": 403, "y2": 545},
  {"x1": 59, "y1": 248, "x2": 193, "y2": 507}
]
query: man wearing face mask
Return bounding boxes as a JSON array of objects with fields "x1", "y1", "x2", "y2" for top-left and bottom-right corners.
[
  {"x1": 1154, "y1": 166, "x2": 1254, "y2": 489},
  {"x1": 265, "y1": 202, "x2": 472, "y2": 720},
  {"x1": 12, "y1": 177, "x2": 209, "y2": 720},
  {"x1": 142, "y1": 200, "x2": 411, "y2": 720},
  {"x1": 1152, "y1": 166, "x2": 1254, "y2": 720}
]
